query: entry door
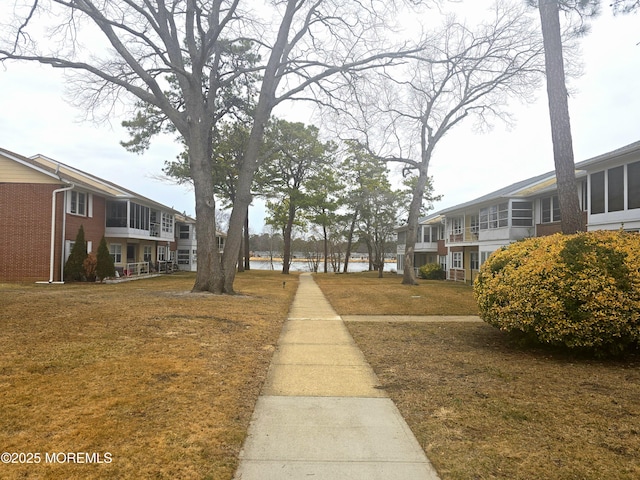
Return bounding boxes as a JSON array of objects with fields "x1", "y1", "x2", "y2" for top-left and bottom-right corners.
[{"x1": 127, "y1": 244, "x2": 136, "y2": 264}]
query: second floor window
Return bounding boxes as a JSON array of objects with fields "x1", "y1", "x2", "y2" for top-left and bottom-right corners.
[
  {"x1": 130, "y1": 202, "x2": 150, "y2": 230},
  {"x1": 69, "y1": 191, "x2": 86, "y2": 216},
  {"x1": 451, "y1": 218, "x2": 463, "y2": 235},
  {"x1": 480, "y1": 203, "x2": 508, "y2": 230},
  {"x1": 591, "y1": 161, "x2": 640, "y2": 214},
  {"x1": 162, "y1": 213, "x2": 174, "y2": 234},
  {"x1": 511, "y1": 201, "x2": 533, "y2": 227}
]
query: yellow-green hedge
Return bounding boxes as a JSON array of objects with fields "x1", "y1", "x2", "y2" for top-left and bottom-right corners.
[{"x1": 474, "y1": 231, "x2": 640, "y2": 355}]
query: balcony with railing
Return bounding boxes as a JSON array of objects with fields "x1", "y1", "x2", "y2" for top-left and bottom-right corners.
[{"x1": 448, "y1": 226, "x2": 479, "y2": 244}]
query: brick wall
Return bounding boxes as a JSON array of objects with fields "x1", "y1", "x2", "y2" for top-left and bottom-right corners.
[
  {"x1": 0, "y1": 184, "x2": 63, "y2": 282},
  {"x1": 65, "y1": 194, "x2": 106, "y2": 253},
  {"x1": 0, "y1": 186, "x2": 109, "y2": 282}
]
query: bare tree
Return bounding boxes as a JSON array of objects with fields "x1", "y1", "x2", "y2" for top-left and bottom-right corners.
[
  {"x1": 0, "y1": 0, "x2": 426, "y2": 293},
  {"x1": 334, "y1": 2, "x2": 545, "y2": 284}
]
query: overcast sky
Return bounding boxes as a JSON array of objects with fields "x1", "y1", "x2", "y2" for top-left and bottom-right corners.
[{"x1": 0, "y1": 2, "x2": 638, "y2": 232}]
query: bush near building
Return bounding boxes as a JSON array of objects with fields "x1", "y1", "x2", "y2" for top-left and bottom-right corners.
[
  {"x1": 474, "y1": 231, "x2": 640, "y2": 355},
  {"x1": 418, "y1": 263, "x2": 446, "y2": 280}
]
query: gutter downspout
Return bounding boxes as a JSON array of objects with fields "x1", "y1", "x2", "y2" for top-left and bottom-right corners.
[{"x1": 47, "y1": 183, "x2": 74, "y2": 283}]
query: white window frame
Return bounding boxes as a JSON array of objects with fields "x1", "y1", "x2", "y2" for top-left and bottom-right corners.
[
  {"x1": 69, "y1": 191, "x2": 87, "y2": 216},
  {"x1": 452, "y1": 251, "x2": 463, "y2": 269},
  {"x1": 110, "y1": 244, "x2": 122, "y2": 264},
  {"x1": 157, "y1": 246, "x2": 166, "y2": 261},
  {"x1": 161, "y1": 213, "x2": 174, "y2": 234}
]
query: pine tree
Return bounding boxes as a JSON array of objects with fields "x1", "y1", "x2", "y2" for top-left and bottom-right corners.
[
  {"x1": 64, "y1": 225, "x2": 88, "y2": 282},
  {"x1": 96, "y1": 236, "x2": 116, "y2": 281}
]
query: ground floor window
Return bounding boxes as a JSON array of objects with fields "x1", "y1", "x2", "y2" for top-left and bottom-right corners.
[
  {"x1": 439, "y1": 255, "x2": 447, "y2": 272},
  {"x1": 470, "y1": 251, "x2": 479, "y2": 270},
  {"x1": 110, "y1": 244, "x2": 122, "y2": 264},
  {"x1": 157, "y1": 246, "x2": 166, "y2": 261},
  {"x1": 177, "y1": 249, "x2": 190, "y2": 265},
  {"x1": 143, "y1": 246, "x2": 152, "y2": 262},
  {"x1": 452, "y1": 251, "x2": 463, "y2": 269}
]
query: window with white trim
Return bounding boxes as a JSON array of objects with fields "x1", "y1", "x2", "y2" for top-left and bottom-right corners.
[
  {"x1": 177, "y1": 249, "x2": 190, "y2": 264},
  {"x1": 157, "y1": 246, "x2": 166, "y2": 261},
  {"x1": 541, "y1": 196, "x2": 561, "y2": 223},
  {"x1": 470, "y1": 252, "x2": 479, "y2": 270},
  {"x1": 452, "y1": 251, "x2": 463, "y2": 269},
  {"x1": 69, "y1": 191, "x2": 87, "y2": 216},
  {"x1": 143, "y1": 246, "x2": 152, "y2": 263},
  {"x1": 480, "y1": 251, "x2": 494, "y2": 265},
  {"x1": 130, "y1": 202, "x2": 150, "y2": 230},
  {"x1": 480, "y1": 203, "x2": 508, "y2": 230},
  {"x1": 109, "y1": 244, "x2": 122, "y2": 264},
  {"x1": 451, "y1": 217, "x2": 463, "y2": 235},
  {"x1": 162, "y1": 213, "x2": 174, "y2": 234},
  {"x1": 511, "y1": 201, "x2": 533, "y2": 227},
  {"x1": 179, "y1": 225, "x2": 190, "y2": 239}
]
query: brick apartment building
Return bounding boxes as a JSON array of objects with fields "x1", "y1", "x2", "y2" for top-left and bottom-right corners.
[{"x1": 0, "y1": 147, "x2": 213, "y2": 282}]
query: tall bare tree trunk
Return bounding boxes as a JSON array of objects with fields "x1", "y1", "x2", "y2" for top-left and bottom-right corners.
[
  {"x1": 402, "y1": 163, "x2": 430, "y2": 285},
  {"x1": 244, "y1": 209, "x2": 251, "y2": 270},
  {"x1": 343, "y1": 210, "x2": 358, "y2": 273},
  {"x1": 539, "y1": 0, "x2": 584, "y2": 234},
  {"x1": 189, "y1": 128, "x2": 223, "y2": 293},
  {"x1": 282, "y1": 203, "x2": 296, "y2": 274}
]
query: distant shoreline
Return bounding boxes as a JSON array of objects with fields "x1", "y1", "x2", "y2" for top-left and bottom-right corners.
[{"x1": 249, "y1": 257, "x2": 396, "y2": 263}]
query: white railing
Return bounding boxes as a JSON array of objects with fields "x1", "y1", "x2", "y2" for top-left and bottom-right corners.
[{"x1": 124, "y1": 262, "x2": 150, "y2": 277}]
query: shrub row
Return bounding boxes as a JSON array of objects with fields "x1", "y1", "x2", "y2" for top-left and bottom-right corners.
[{"x1": 474, "y1": 230, "x2": 640, "y2": 355}]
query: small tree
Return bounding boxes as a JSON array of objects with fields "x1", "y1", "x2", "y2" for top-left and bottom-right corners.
[
  {"x1": 83, "y1": 253, "x2": 98, "y2": 282},
  {"x1": 64, "y1": 225, "x2": 88, "y2": 282},
  {"x1": 96, "y1": 236, "x2": 116, "y2": 281}
]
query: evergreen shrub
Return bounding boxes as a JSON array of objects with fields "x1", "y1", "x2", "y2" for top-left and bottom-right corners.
[
  {"x1": 96, "y1": 236, "x2": 116, "y2": 281},
  {"x1": 64, "y1": 225, "x2": 88, "y2": 282},
  {"x1": 474, "y1": 231, "x2": 640, "y2": 355},
  {"x1": 418, "y1": 263, "x2": 446, "y2": 280}
]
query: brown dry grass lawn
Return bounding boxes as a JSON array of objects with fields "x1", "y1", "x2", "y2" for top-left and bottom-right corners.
[
  {"x1": 315, "y1": 272, "x2": 640, "y2": 480},
  {"x1": 0, "y1": 271, "x2": 297, "y2": 479},
  {"x1": 313, "y1": 271, "x2": 478, "y2": 315}
]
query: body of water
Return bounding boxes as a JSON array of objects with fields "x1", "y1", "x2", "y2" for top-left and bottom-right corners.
[{"x1": 249, "y1": 259, "x2": 397, "y2": 273}]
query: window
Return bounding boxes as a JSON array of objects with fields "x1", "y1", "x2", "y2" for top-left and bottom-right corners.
[
  {"x1": 470, "y1": 215, "x2": 479, "y2": 234},
  {"x1": 480, "y1": 251, "x2": 494, "y2": 265},
  {"x1": 439, "y1": 255, "x2": 447, "y2": 272},
  {"x1": 106, "y1": 201, "x2": 127, "y2": 227},
  {"x1": 590, "y1": 171, "x2": 605, "y2": 214},
  {"x1": 192, "y1": 249, "x2": 197, "y2": 265},
  {"x1": 480, "y1": 203, "x2": 508, "y2": 230},
  {"x1": 470, "y1": 252, "x2": 479, "y2": 271},
  {"x1": 109, "y1": 244, "x2": 122, "y2": 264},
  {"x1": 157, "y1": 246, "x2": 166, "y2": 261},
  {"x1": 162, "y1": 213, "x2": 174, "y2": 234},
  {"x1": 608, "y1": 165, "x2": 624, "y2": 212},
  {"x1": 69, "y1": 191, "x2": 86, "y2": 216},
  {"x1": 422, "y1": 226, "x2": 431, "y2": 243},
  {"x1": 452, "y1": 252, "x2": 463, "y2": 269},
  {"x1": 511, "y1": 201, "x2": 533, "y2": 227},
  {"x1": 177, "y1": 249, "x2": 190, "y2": 264},
  {"x1": 143, "y1": 246, "x2": 152, "y2": 263},
  {"x1": 541, "y1": 196, "x2": 561, "y2": 223},
  {"x1": 129, "y1": 202, "x2": 150, "y2": 230},
  {"x1": 628, "y1": 161, "x2": 640, "y2": 210},
  {"x1": 451, "y1": 218, "x2": 463, "y2": 235},
  {"x1": 179, "y1": 225, "x2": 190, "y2": 239}
]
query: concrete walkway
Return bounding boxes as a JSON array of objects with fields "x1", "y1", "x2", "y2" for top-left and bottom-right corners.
[{"x1": 234, "y1": 273, "x2": 440, "y2": 480}]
